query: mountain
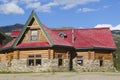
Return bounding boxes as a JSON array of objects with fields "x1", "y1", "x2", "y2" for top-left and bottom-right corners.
[{"x1": 0, "y1": 23, "x2": 24, "y2": 33}]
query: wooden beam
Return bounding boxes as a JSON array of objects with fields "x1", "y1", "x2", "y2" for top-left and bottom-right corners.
[
  {"x1": 48, "y1": 49, "x2": 51, "y2": 59},
  {"x1": 17, "y1": 50, "x2": 20, "y2": 59}
]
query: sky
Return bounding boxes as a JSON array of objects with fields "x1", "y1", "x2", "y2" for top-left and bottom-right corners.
[{"x1": 0, "y1": 0, "x2": 120, "y2": 30}]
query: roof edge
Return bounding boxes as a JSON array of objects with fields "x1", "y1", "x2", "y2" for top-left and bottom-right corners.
[{"x1": 76, "y1": 47, "x2": 116, "y2": 51}]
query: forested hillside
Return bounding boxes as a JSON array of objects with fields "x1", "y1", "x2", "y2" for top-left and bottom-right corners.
[
  {"x1": 112, "y1": 31, "x2": 120, "y2": 71},
  {"x1": 0, "y1": 24, "x2": 23, "y2": 33},
  {"x1": 0, "y1": 30, "x2": 12, "y2": 45}
]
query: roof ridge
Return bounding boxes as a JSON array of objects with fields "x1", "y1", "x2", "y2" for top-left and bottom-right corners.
[{"x1": 51, "y1": 27, "x2": 110, "y2": 31}]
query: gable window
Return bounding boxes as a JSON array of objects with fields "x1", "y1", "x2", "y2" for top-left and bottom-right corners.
[
  {"x1": 77, "y1": 56, "x2": 83, "y2": 66},
  {"x1": 31, "y1": 30, "x2": 38, "y2": 41},
  {"x1": 58, "y1": 32, "x2": 67, "y2": 39},
  {"x1": 28, "y1": 54, "x2": 41, "y2": 66},
  {"x1": 58, "y1": 54, "x2": 63, "y2": 66}
]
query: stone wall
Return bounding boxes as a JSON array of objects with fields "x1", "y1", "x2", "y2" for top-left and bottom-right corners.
[
  {"x1": 0, "y1": 61, "x2": 8, "y2": 72},
  {"x1": 73, "y1": 59, "x2": 115, "y2": 72},
  {"x1": 0, "y1": 58, "x2": 70, "y2": 72},
  {"x1": 0, "y1": 58, "x2": 114, "y2": 72},
  {"x1": 64, "y1": 59, "x2": 69, "y2": 67}
]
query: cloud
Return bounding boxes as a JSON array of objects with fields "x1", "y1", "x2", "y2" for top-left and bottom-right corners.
[
  {"x1": 26, "y1": 2, "x2": 58, "y2": 13},
  {"x1": 54, "y1": 0, "x2": 100, "y2": 9},
  {"x1": 0, "y1": 0, "x2": 8, "y2": 3},
  {"x1": 95, "y1": 24, "x2": 120, "y2": 30},
  {"x1": 77, "y1": 8, "x2": 98, "y2": 12},
  {"x1": 0, "y1": 0, "x2": 100, "y2": 14},
  {"x1": 103, "y1": 5, "x2": 110, "y2": 9},
  {"x1": 0, "y1": 2, "x2": 24, "y2": 14}
]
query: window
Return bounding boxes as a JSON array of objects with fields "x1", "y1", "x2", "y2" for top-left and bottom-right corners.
[
  {"x1": 77, "y1": 56, "x2": 83, "y2": 66},
  {"x1": 99, "y1": 56, "x2": 103, "y2": 67},
  {"x1": 58, "y1": 54, "x2": 62, "y2": 66},
  {"x1": 31, "y1": 30, "x2": 38, "y2": 41},
  {"x1": 36, "y1": 55, "x2": 41, "y2": 66},
  {"x1": 28, "y1": 59, "x2": 34, "y2": 66},
  {"x1": 58, "y1": 32, "x2": 67, "y2": 39},
  {"x1": 28, "y1": 54, "x2": 41, "y2": 66}
]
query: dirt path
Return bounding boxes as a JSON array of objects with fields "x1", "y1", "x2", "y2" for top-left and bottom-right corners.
[{"x1": 0, "y1": 72, "x2": 120, "y2": 80}]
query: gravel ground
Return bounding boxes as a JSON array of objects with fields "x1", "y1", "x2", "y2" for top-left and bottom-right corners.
[{"x1": 0, "y1": 72, "x2": 120, "y2": 80}]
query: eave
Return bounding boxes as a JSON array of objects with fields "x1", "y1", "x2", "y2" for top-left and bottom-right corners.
[
  {"x1": 53, "y1": 45, "x2": 73, "y2": 48},
  {"x1": 75, "y1": 47, "x2": 116, "y2": 51},
  {"x1": 0, "y1": 46, "x2": 13, "y2": 52},
  {"x1": 14, "y1": 46, "x2": 52, "y2": 50}
]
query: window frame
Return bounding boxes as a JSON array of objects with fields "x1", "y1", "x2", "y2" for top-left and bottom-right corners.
[
  {"x1": 58, "y1": 54, "x2": 63, "y2": 66},
  {"x1": 27, "y1": 54, "x2": 42, "y2": 66},
  {"x1": 30, "y1": 29, "x2": 38, "y2": 41},
  {"x1": 77, "y1": 56, "x2": 83, "y2": 66}
]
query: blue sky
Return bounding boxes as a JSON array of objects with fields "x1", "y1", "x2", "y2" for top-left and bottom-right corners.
[{"x1": 0, "y1": 0, "x2": 120, "y2": 30}]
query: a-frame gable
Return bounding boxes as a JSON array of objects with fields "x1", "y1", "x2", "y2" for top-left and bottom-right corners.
[{"x1": 12, "y1": 10, "x2": 53, "y2": 48}]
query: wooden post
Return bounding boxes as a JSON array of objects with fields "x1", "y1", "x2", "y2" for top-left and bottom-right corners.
[
  {"x1": 93, "y1": 51, "x2": 95, "y2": 60},
  {"x1": 48, "y1": 49, "x2": 51, "y2": 59},
  {"x1": 88, "y1": 51, "x2": 91, "y2": 60},
  {"x1": 111, "y1": 52, "x2": 113, "y2": 60},
  {"x1": 17, "y1": 50, "x2": 20, "y2": 59},
  {"x1": 5, "y1": 52, "x2": 8, "y2": 60},
  {"x1": 67, "y1": 51, "x2": 69, "y2": 59}
]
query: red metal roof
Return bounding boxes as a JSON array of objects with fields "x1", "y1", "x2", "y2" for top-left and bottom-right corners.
[
  {"x1": 52, "y1": 28, "x2": 116, "y2": 49},
  {"x1": 42, "y1": 24, "x2": 72, "y2": 47},
  {"x1": 2, "y1": 38, "x2": 16, "y2": 48},
  {"x1": 11, "y1": 30, "x2": 21, "y2": 37},
  {"x1": 2, "y1": 26, "x2": 116, "y2": 50},
  {"x1": 16, "y1": 42, "x2": 50, "y2": 48}
]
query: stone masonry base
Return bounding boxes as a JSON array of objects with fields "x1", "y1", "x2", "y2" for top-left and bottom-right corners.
[
  {"x1": 0, "y1": 59, "x2": 70, "y2": 72},
  {"x1": 0, "y1": 59, "x2": 115, "y2": 72},
  {"x1": 73, "y1": 60, "x2": 115, "y2": 72}
]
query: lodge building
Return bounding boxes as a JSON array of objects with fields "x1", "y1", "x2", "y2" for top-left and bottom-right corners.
[{"x1": 0, "y1": 11, "x2": 116, "y2": 72}]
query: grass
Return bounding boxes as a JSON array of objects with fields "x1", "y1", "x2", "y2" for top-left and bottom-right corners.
[{"x1": 0, "y1": 71, "x2": 32, "y2": 74}]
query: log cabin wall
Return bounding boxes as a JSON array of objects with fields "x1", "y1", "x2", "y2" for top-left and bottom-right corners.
[
  {"x1": 53, "y1": 48, "x2": 69, "y2": 59},
  {"x1": 0, "y1": 49, "x2": 115, "y2": 72},
  {"x1": 0, "y1": 48, "x2": 70, "y2": 72},
  {"x1": 18, "y1": 49, "x2": 50, "y2": 59},
  {"x1": 73, "y1": 50, "x2": 114, "y2": 72},
  {"x1": 0, "y1": 54, "x2": 7, "y2": 62},
  {"x1": 76, "y1": 51, "x2": 95, "y2": 60},
  {"x1": 95, "y1": 50, "x2": 113, "y2": 60},
  {"x1": 73, "y1": 51, "x2": 94, "y2": 68}
]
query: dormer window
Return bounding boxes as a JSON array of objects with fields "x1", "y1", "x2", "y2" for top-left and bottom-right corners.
[
  {"x1": 31, "y1": 30, "x2": 38, "y2": 41},
  {"x1": 58, "y1": 32, "x2": 67, "y2": 39}
]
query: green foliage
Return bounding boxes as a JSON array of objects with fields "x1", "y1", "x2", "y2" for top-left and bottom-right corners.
[
  {"x1": 0, "y1": 30, "x2": 13, "y2": 45},
  {"x1": 0, "y1": 71, "x2": 31, "y2": 74},
  {"x1": 113, "y1": 33, "x2": 120, "y2": 71}
]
